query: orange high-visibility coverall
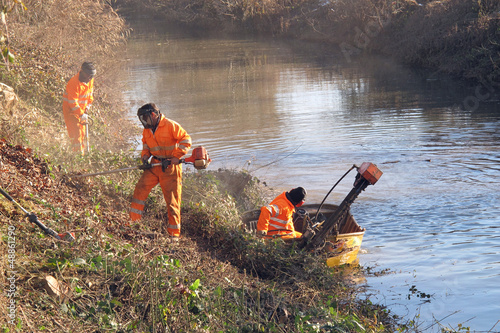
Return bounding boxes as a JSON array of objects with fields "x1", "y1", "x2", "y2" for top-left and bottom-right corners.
[
  {"x1": 257, "y1": 192, "x2": 302, "y2": 240},
  {"x1": 130, "y1": 114, "x2": 192, "y2": 237},
  {"x1": 62, "y1": 72, "x2": 94, "y2": 154}
]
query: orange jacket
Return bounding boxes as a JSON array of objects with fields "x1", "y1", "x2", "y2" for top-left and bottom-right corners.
[
  {"x1": 141, "y1": 114, "x2": 192, "y2": 160},
  {"x1": 62, "y1": 72, "x2": 94, "y2": 117},
  {"x1": 257, "y1": 192, "x2": 297, "y2": 238}
]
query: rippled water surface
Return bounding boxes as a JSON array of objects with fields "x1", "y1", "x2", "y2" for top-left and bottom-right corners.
[{"x1": 121, "y1": 25, "x2": 500, "y2": 331}]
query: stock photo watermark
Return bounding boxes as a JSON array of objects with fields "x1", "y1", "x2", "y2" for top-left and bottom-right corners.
[
  {"x1": 6, "y1": 225, "x2": 18, "y2": 326},
  {"x1": 339, "y1": 8, "x2": 392, "y2": 63},
  {"x1": 338, "y1": 6, "x2": 500, "y2": 113},
  {"x1": 458, "y1": 74, "x2": 500, "y2": 112}
]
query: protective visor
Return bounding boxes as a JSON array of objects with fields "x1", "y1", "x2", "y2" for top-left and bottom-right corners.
[{"x1": 139, "y1": 112, "x2": 155, "y2": 128}]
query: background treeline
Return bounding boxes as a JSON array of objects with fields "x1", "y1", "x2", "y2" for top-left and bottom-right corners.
[{"x1": 112, "y1": 0, "x2": 500, "y2": 85}]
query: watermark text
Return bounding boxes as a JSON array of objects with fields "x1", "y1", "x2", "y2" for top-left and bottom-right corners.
[{"x1": 6, "y1": 225, "x2": 17, "y2": 325}]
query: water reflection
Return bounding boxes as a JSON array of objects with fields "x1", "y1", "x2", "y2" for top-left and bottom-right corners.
[{"x1": 122, "y1": 25, "x2": 500, "y2": 330}]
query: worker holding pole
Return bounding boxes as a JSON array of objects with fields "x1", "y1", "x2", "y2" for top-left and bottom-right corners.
[
  {"x1": 129, "y1": 103, "x2": 192, "y2": 241},
  {"x1": 62, "y1": 62, "x2": 95, "y2": 156}
]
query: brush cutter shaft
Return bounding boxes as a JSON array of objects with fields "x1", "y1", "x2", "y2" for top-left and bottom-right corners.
[
  {"x1": 75, "y1": 163, "x2": 163, "y2": 177},
  {"x1": 27, "y1": 213, "x2": 58, "y2": 238},
  {"x1": 76, "y1": 146, "x2": 211, "y2": 177},
  {"x1": 86, "y1": 122, "x2": 89, "y2": 153},
  {"x1": 0, "y1": 187, "x2": 29, "y2": 214},
  {"x1": 0, "y1": 186, "x2": 75, "y2": 241},
  {"x1": 77, "y1": 159, "x2": 195, "y2": 178}
]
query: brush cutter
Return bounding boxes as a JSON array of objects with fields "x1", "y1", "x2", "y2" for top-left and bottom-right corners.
[
  {"x1": 75, "y1": 146, "x2": 212, "y2": 178},
  {"x1": 0, "y1": 187, "x2": 76, "y2": 242}
]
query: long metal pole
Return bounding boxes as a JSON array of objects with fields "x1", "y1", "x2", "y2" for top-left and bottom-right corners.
[
  {"x1": 86, "y1": 121, "x2": 89, "y2": 153},
  {"x1": 74, "y1": 163, "x2": 162, "y2": 178},
  {"x1": 75, "y1": 157, "x2": 198, "y2": 178}
]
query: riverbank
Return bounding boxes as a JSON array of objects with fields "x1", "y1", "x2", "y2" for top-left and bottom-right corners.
[{"x1": 113, "y1": 0, "x2": 500, "y2": 86}]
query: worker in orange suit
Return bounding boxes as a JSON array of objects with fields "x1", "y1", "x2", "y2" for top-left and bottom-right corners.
[
  {"x1": 130, "y1": 103, "x2": 192, "y2": 241},
  {"x1": 256, "y1": 187, "x2": 307, "y2": 240},
  {"x1": 62, "y1": 62, "x2": 96, "y2": 155}
]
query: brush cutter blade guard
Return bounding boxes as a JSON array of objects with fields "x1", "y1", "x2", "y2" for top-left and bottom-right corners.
[{"x1": 59, "y1": 232, "x2": 76, "y2": 242}]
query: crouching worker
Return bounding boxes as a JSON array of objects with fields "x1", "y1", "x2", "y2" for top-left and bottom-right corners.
[
  {"x1": 129, "y1": 103, "x2": 192, "y2": 241},
  {"x1": 256, "y1": 187, "x2": 306, "y2": 240}
]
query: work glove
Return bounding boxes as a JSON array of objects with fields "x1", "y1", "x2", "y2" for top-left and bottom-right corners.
[
  {"x1": 256, "y1": 230, "x2": 267, "y2": 238},
  {"x1": 138, "y1": 157, "x2": 151, "y2": 170},
  {"x1": 138, "y1": 161, "x2": 152, "y2": 170},
  {"x1": 80, "y1": 113, "x2": 88, "y2": 125},
  {"x1": 161, "y1": 159, "x2": 171, "y2": 172}
]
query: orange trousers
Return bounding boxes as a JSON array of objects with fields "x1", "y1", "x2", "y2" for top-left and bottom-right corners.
[
  {"x1": 129, "y1": 164, "x2": 182, "y2": 237},
  {"x1": 63, "y1": 112, "x2": 86, "y2": 155}
]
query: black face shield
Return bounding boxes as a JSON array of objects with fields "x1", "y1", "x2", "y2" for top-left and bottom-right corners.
[
  {"x1": 79, "y1": 70, "x2": 94, "y2": 83},
  {"x1": 139, "y1": 111, "x2": 158, "y2": 129},
  {"x1": 79, "y1": 62, "x2": 96, "y2": 83}
]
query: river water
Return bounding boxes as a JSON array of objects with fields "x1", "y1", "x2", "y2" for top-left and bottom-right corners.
[{"x1": 121, "y1": 25, "x2": 500, "y2": 331}]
